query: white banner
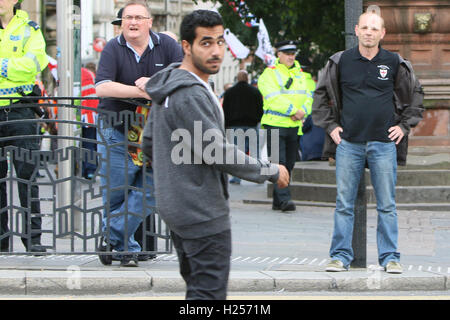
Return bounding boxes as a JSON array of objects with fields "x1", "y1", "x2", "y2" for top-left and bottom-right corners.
[
  {"x1": 255, "y1": 19, "x2": 275, "y2": 66},
  {"x1": 224, "y1": 28, "x2": 250, "y2": 59}
]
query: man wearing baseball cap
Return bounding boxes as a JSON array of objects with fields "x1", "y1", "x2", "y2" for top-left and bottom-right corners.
[{"x1": 0, "y1": 0, "x2": 49, "y2": 254}]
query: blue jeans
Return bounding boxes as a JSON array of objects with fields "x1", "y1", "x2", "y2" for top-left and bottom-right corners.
[
  {"x1": 97, "y1": 124, "x2": 155, "y2": 252},
  {"x1": 81, "y1": 126, "x2": 97, "y2": 178},
  {"x1": 330, "y1": 139, "x2": 400, "y2": 268}
]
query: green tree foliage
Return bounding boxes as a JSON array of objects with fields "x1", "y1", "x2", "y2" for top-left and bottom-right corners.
[{"x1": 197, "y1": 0, "x2": 345, "y2": 77}]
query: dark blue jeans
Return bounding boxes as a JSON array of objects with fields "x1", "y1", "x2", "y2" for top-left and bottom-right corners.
[
  {"x1": 266, "y1": 125, "x2": 299, "y2": 206},
  {"x1": 81, "y1": 126, "x2": 97, "y2": 178}
]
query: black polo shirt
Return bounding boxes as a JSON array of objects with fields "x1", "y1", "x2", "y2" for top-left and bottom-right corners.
[
  {"x1": 95, "y1": 31, "x2": 183, "y2": 115},
  {"x1": 339, "y1": 46, "x2": 399, "y2": 143}
]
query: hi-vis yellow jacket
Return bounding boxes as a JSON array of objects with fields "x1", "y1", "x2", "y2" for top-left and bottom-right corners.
[
  {"x1": 258, "y1": 59, "x2": 312, "y2": 135},
  {"x1": 0, "y1": 9, "x2": 48, "y2": 106},
  {"x1": 298, "y1": 71, "x2": 316, "y2": 135}
]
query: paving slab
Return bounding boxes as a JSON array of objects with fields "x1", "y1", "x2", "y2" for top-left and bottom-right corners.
[{"x1": 24, "y1": 270, "x2": 152, "y2": 295}]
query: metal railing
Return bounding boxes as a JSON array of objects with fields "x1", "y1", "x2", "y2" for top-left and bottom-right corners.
[{"x1": 0, "y1": 97, "x2": 171, "y2": 256}]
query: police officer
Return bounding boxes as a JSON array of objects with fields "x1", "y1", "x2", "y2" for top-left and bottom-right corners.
[
  {"x1": 258, "y1": 40, "x2": 312, "y2": 212},
  {"x1": 0, "y1": 0, "x2": 48, "y2": 253},
  {"x1": 111, "y1": 7, "x2": 123, "y2": 36}
]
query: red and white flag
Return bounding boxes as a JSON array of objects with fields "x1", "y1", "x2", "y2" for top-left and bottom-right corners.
[
  {"x1": 224, "y1": 28, "x2": 250, "y2": 59},
  {"x1": 47, "y1": 55, "x2": 58, "y2": 81}
]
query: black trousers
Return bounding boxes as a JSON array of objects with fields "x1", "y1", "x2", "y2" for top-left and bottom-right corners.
[
  {"x1": 0, "y1": 107, "x2": 42, "y2": 250},
  {"x1": 135, "y1": 214, "x2": 156, "y2": 252},
  {"x1": 266, "y1": 125, "x2": 299, "y2": 206},
  {"x1": 171, "y1": 229, "x2": 232, "y2": 300}
]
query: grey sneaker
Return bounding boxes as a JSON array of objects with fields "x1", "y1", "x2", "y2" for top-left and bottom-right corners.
[
  {"x1": 385, "y1": 261, "x2": 403, "y2": 274},
  {"x1": 325, "y1": 259, "x2": 347, "y2": 272},
  {"x1": 120, "y1": 254, "x2": 139, "y2": 267}
]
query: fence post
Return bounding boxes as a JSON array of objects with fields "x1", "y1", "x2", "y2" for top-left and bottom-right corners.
[
  {"x1": 57, "y1": 0, "x2": 82, "y2": 232},
  {"x1": 351, "y1": 174, "x2": 367, "y2": 268}
]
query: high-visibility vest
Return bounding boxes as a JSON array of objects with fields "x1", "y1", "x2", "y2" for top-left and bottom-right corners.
[
  {"x1": 298, "y1": 71, "x2": 316, "y2": 135},
  {"x1": 303, "y1": 72, "x2": 316, "y2": 97},
  {"x1": 258, "y1": 59, "x2": 312, "y2": 134},
  {"x1": 80, "y1": 67, "x2": 99, "y2": 124},
  {"x1": 0, "y1": 9, "x2": 48, "y2": 106}
]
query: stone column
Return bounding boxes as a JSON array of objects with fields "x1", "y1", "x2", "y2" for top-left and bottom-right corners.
[{"x1": 365, "y1": 0, "x2": 450, "y2": 150}]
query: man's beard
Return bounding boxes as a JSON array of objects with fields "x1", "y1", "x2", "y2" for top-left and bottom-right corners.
[{"x1": 191, "y1": 51, "x2": 221, "y2": 75}]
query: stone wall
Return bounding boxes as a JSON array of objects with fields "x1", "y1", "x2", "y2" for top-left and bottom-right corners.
[{"x1": 365, "y1": 0, "x2": 450, "y2": 148}]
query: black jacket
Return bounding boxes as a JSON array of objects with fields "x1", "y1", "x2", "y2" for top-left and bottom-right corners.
[
  {"x1": 311, "y1": 50, "x2": 424, "y2": 165},
  {"x1": 222, "y1": 81, "x2": 263, "y2": 128}
]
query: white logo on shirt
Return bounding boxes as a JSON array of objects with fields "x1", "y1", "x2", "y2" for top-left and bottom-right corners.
[{"x1": 377, "y1": 65, "x2": 390, "y2": 80}]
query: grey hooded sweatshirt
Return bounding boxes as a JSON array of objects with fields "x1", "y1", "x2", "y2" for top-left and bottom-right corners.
[{"x1": 142, "y1": 63, "x2": 279, "y2": 239}]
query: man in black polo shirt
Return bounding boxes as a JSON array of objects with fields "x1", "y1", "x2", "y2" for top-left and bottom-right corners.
[
  {"x1": 95, "y1": 0, "x2": 183, "y2": 266},
  {"x1": 339, "y1": 45, "x2": 399, "y2": 144},
  {"x1": 312, "y1": 12, "x2": 424, "y2": 274}
]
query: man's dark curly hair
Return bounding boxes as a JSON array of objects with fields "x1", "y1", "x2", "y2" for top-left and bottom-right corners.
[{"x1": 180, "y1": 10, "x2": 223, "y2": 45}]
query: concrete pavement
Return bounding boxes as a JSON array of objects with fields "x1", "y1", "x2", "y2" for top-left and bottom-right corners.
[
  {"x1": 1, "y1": 267, "x2": 450, "y2": 296},
  {"x1": 1, "y1": 186, "x2": 450, "y2": 296},
  {"x1": 0, "y1": 152, "x2": 449, "y2": 297}
]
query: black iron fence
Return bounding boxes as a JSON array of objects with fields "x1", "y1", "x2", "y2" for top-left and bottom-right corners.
[{"x1": 0, "y1": 97, "x2": 171, "y2": 256}]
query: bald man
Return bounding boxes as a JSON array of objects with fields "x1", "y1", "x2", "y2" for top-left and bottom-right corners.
[
  {"x1": 312, "y1": 12, "x2": 424, "y2": 274},
  {"x1": 222, "y1": 70, "x2": 263, "y2": 184}
]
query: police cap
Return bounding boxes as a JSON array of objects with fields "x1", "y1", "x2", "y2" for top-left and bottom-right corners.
[
  {"x1": 111, "y1": 8, "x2": 123, "y2": 26},
  {"x1": 274, "y1": 40, "x2": 298, "y2": 53}
]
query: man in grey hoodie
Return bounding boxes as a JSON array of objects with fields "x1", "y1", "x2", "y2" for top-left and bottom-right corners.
[{"x1": 141, "y1": 10, "x2": 289, "y2": 300}]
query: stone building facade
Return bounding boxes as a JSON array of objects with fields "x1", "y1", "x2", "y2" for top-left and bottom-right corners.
[{"x1": 365, "y1": 0, "x2": 450, "y2": 149}]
